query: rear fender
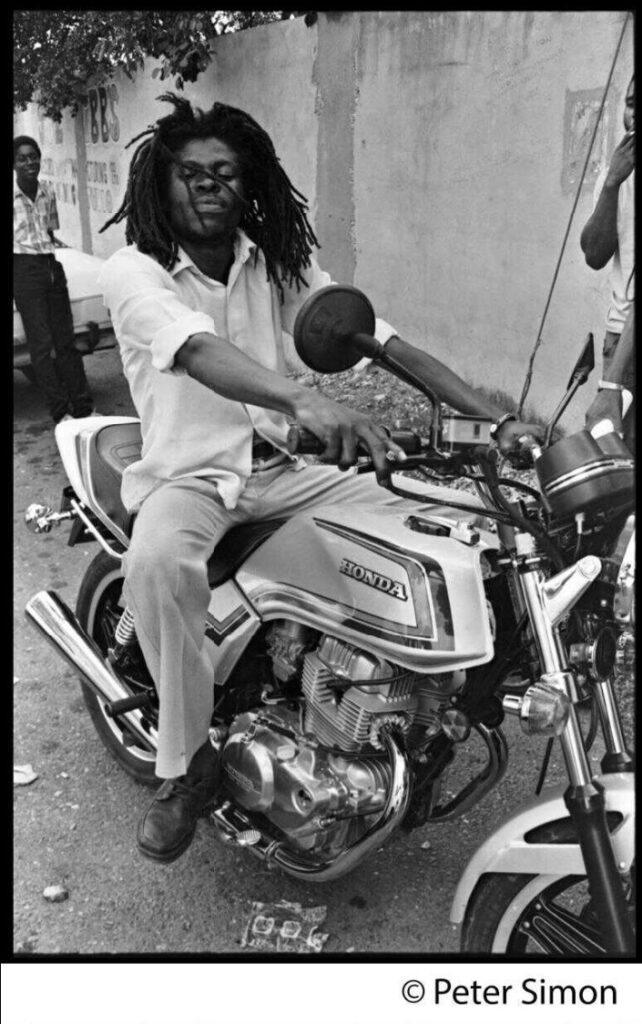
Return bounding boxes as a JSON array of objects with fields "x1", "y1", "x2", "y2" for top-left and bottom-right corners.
[{"x1": 450, "y1": 773, "x2": 635, "y2": 923}]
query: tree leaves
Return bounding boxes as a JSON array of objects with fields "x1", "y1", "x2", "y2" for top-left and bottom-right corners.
[{"x1": 13, "y1": 11, "x2": 304, "y2": 120}]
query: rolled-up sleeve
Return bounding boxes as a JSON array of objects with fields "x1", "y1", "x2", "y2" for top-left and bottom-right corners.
[
  {"x1": 98, "y1": 250, "x2": 217, "y2": 374},
  {"x1": 279, "y1": 257, "x2": 333, "y2": 335},
  {"x1": 375, "y1": 317, "x2": 397, "y2": 345},
  {"x1": 150, "y1": 311, "x2": 218, "y2": 372}
]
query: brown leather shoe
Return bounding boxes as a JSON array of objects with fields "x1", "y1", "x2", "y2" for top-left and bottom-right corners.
[{"x1": 137, "y1": 741, "x2": 220, "y2": 862}]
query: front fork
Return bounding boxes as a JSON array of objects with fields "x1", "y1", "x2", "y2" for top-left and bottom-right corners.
[{"x1": 516, "y1": 536, "x2": 635, "y2": 955}]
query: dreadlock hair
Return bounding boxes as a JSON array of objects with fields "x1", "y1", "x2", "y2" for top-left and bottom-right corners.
[{"x1": 101, "y1": 93, "x2": 319, "y2": 299}]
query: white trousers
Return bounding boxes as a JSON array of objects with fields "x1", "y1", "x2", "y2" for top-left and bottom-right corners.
[{"x1": 122, "y1": 459, "x2": 478, "y2": 777}]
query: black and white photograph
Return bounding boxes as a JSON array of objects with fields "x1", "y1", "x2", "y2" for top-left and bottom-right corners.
[{"x1": 10, "y1": 8, "x2": 636, "y2": 1019}]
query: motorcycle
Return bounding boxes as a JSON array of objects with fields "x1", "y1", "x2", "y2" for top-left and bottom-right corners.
[{"x1": 24, "y1": 285, "x2": 635, "y2": 956}]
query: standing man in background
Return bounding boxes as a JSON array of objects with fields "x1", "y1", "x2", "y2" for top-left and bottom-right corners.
[
  {"x1": 580, "y1": 75, "x2": 634, "y2": 450},
  {"x1": 585, "y1": 304, "x2": 634, "y2": 443},
  {"x1": 13, "y1": 135, "x2": 96, "y2": 425}
]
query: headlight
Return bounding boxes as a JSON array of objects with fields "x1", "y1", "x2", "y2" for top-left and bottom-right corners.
[{"x1": 503, "y1": 680, "x2": 570, "y2": 736}]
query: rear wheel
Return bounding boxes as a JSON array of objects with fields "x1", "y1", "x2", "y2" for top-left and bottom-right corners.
[{"x1": 76, "y1": 549, "x2": 157, "y2": 785}]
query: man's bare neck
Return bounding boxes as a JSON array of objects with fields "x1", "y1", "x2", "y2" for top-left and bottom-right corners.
[{"x1": 180, "y1": 238, "x2": 235, "y2": 283}]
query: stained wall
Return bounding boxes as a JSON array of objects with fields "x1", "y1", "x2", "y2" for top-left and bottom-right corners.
[{"x1": 14, "y1": 11, "x2": 634, "y2": 425}]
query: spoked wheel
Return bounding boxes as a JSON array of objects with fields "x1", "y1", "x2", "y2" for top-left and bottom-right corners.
[
  {"x1": 461, "y1": 868, "x2": 635, "y2": 955},
  {"x1": 76, "y1": 549, "x2": 158, "y2": 785}
]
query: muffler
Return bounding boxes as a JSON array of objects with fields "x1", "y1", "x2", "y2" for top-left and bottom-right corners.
[
  {"x1": 25, "y1": 590, "x2": 157, "y2": 752},
  {"x1": 210, "y1": 728, "x2": 410, "y2": 881}
]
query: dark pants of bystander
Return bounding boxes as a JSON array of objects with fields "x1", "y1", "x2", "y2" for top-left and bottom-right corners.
[{"x1": 14, "y1": 253, "x2": 94, "y2": 423}]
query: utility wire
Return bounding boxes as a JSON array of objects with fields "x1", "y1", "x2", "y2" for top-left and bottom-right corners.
[{"x1": 517, "y1": 11, "x2": 631, "y2": 417}]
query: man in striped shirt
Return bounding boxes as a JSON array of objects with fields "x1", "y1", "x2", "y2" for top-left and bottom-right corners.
[{"x1": 14, "y1": 135, "x2": 95, "y2": 424}]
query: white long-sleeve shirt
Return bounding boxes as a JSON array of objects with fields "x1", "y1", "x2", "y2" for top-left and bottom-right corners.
[{"x1": 99, "y1": 230, "x2": 396, "y2": 512}]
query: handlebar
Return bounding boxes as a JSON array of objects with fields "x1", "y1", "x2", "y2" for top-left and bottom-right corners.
[
  {"x1": 286, "y1": 425, "x2": 424, "y2": 457},
  {"x1": 286, "y1": 424, "x2": 539, "y2": 470}
]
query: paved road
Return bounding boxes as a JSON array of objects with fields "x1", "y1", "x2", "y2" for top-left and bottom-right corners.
[{"x1": 13, "y1": 345, "x2": 574, "y2": 956}]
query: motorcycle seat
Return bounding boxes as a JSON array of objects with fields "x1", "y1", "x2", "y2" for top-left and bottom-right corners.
[
  {"x1": 89, "y1": 421, "x2": 141, "y2": 539},
  {"x1": 87, "y1": 421, "x2": 286, "y2": 585}
]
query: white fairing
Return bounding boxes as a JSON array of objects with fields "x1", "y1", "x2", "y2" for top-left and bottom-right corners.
[
  {"x1": 237, "y1": 504, "x2": 499, "y2": 672},
  {"x1": 450, "y1": 772, "x2": 635, "y2": 923},
  {"x1": 54, "y1": 415, "x2": 140, "y2": 508}
]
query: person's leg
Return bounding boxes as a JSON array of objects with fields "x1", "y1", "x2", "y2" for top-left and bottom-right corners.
[
  {"x1": 14, "y1": 256, "x2": 69, "y2": 423},
  {"x1": 253, "y1": 460, "x2": 483, "y2": 525},
  {"x1": 124, "y1": 476, "x2": 247, "y2": 861},
  {"x1": 123, "y1": 476, "x2": 241, "y2": 779},
  {"x1": 48, "y1": 259, "x2": 94, "y2": 417}
]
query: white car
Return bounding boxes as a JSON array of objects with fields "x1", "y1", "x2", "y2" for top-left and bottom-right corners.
[{"x1": 14, "y1": 246, "x2": 115, "y2": 379}]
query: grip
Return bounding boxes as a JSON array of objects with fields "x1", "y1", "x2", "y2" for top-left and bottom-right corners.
[
  {"x1": 286, "y1": 426, "x2": 326, "y2": 454},
  {"x1": 286, "y1": 425, "x2": 423, "y2": 456}
]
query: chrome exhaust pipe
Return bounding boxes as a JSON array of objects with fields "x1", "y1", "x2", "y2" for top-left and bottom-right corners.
[
  {"x1": 210, "y1": 729, "x2": 410, "y2": 881},
  {"x1": 25, "y1": 590, "x2": 157, "y2": 753}
]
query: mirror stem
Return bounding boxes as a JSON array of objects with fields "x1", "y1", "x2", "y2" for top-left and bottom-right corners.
[
  {"x1": 375, "y1": 348, "x2": 442, "y2": 449},
  {"x1": 349, "y1": 332, "x2": 385, "y2": 359},
  {"x1": 543, "y1": 377, "x2": 584, "y2": 449}
]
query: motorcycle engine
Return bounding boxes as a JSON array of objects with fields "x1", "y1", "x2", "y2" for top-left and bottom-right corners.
[
  {"x1": 301, "y1": 634, "x2": 462, "y2": 751},
  {"x1": 221, "y1": 705, "x2": 390, "y2": 849},
  {"x1": 220, "y1": 625, "x2": 464, "y2": 851}
]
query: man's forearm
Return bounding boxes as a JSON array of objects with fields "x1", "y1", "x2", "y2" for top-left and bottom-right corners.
[
  {"x1": 580, "y1": 184, "x2": 620, "y2": 269},
  {"x1": 385, "y1": 336, "x2": 504, "y2": 419},
  {"x1": 601, "y1": 306, "x2": 634, "y2": 385},
  {"x1": 174, "y1": 330, "x2": 410, "y2": 477},
  {"x1": 176, "y1": 332, "x2": 307, "y2": 417}
]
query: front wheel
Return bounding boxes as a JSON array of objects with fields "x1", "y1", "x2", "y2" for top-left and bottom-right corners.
[
  {"x1": 76, "y1": 549, "x2": 158, "y2": 786},
  {"x1": 461, "y1": 868, "x2": 635, "y2": 955}
]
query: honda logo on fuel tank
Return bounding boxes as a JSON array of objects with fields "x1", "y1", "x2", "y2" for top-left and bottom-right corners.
[{"x1": 339, "y1": 557, "x2": 408, "y2": 601}]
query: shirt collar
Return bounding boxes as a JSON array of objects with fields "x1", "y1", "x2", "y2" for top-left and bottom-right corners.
[{"x1": 170, "y1": 228, "x2": 258, "y2": 279}]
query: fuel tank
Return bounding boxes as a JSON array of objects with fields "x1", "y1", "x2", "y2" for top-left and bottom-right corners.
[{"x1": 236, "y1": 503, "x2": 498, "y2": 672}]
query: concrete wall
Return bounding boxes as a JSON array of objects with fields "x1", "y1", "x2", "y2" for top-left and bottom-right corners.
[{"x1": 15, "y1": 11, "x2": 634, "y2": 427}]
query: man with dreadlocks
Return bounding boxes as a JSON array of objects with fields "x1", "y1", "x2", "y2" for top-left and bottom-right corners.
[{"x1": 99, "y1": 93, "x2": 537, "y2": 862}]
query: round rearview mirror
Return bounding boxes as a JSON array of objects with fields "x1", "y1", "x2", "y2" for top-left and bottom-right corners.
[{"x1": 293, "y1": 285, "x2": 376, "y2": 372}]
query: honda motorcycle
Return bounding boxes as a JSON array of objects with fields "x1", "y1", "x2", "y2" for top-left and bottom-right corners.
[{"x1": 24, "y1": 286, "x2": 635, "y2": 956}]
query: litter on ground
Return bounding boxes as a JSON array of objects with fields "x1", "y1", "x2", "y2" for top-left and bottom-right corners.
[{"x1": 241, "y1": 900, "x2": 329, "y2": 953}]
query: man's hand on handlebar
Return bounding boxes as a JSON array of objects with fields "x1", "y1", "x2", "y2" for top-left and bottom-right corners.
[
  {"x1": 290, "y1": 391, "x2": 407, "y2": 485},
  {"x1": 585, "y1": 389, "x2": 624, "y2": 437}
]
